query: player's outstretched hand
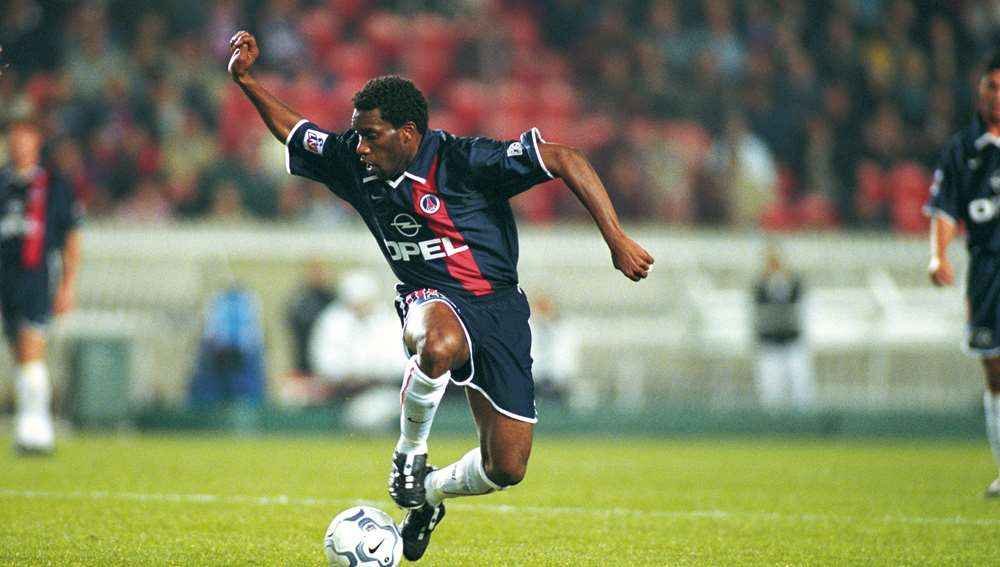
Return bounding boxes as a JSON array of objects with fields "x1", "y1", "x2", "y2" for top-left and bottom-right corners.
[
  {"x1": 609, "y1": 234, "x2": 654, "y2": 282},
  {"x1": 228, "y1": 31, "x2": 260, "y2": 79},
  {"x1": 928, "y1": 256, "x2": 953, "y2": 287}
]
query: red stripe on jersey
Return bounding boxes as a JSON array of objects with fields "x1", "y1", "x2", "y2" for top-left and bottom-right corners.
[
  {"x1": 23, "y1": 170, "x2": 48, "y2": 270},
  {"x1": 411, "y1": 157, "x2": 493, "y2": 296}
]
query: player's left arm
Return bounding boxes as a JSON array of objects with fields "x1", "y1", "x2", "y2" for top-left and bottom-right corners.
[
  {"x1": 539, "y1": 143, "x2": 654, "y2": 281},
  {"x1": 54, "y1": 228, "x2": 80, "y2": 315}
]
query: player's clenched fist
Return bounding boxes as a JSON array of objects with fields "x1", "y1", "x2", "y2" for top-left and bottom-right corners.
[
  {"x1": 610, "y1": 235, "x2": 655, "y2": 282},
  {"x1": 928, "y1": 256, "x2": 954, "y2": 287},
  {"x1": 228, "y1": 30, "x2": 260, "y2": 79}
]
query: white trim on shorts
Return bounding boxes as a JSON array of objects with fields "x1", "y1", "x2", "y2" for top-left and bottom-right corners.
[
  {"x1": 961, "y1": 334, "x2": 1000, "y2": 360},
  {"x1": 464, "y1": 381, "x2": 538, "y2": 424}
]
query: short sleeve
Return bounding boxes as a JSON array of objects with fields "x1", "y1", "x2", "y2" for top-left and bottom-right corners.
[
  {"x1": 285, "y1": 120, "x2": 359, "y2": 203},
  {"x1": 923, "y1": 144, "x2": 960, "y2": 225},
  {"x1": 462, "y1": 127, "x2": 555, "y2": 199}
]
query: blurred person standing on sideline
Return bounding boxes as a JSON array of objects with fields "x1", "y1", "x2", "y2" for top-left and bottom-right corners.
[
  {"x1": 227, "y1": 30, "x2": 654, "y2": 562},
  {"x1": 926, "y1": 49, "x2": 1000, "y2": 498},
  {"x1": 0, "y1": 119, "x2": 82, "y2": 454},
  {"x1": 751, "y1": 244, "x2": 815, "y2": 413}
]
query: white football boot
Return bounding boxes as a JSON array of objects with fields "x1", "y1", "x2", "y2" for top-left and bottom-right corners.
[{"x1": 986, "y1": 478, "x2": 1000, "y2": 499}]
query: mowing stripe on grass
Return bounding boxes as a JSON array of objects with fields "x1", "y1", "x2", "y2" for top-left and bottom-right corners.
[{"x1": 2, "y1": 487, "x2": 997, "y2": 528}]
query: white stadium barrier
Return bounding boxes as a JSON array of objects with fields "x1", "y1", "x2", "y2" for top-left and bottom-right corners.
[{"x1": 9, "y1": 222, "x2": 978, "y2": 413}]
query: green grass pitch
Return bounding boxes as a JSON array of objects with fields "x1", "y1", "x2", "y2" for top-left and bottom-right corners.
[{"x1": 0, "y1": 433, "x2": 997, "y2": 566}]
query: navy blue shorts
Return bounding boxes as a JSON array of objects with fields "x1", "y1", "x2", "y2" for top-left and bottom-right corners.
[
  {"x1": 394, "y1": 285, "x2": 536, "y2": 422},
  {"x1": 0, "y1": 269, "x2": 52, "y2": 341}
]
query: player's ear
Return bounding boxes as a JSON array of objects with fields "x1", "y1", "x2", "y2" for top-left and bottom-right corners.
[{"x1": 400, "y1": 122, "x2": 418, "y2": 144}]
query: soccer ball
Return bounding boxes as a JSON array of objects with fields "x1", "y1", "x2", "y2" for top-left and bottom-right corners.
[{"x1": 323, "y1": 506, "x2": 403, "y2": 567}]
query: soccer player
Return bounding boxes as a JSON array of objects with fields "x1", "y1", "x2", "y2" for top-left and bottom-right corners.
[
  {"x1": 926, "y1": 49, "x2": 1000, "y2": 498},
  {"x1": 228, "y1": 31, "x2": 654, "y2": 559},
  {"x1": 0, "y1": 119, "x2": 82, "y2": 454}
]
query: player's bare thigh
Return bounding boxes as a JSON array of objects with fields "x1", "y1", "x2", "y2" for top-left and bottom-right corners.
[
  {"x1": 402, "y1": 300, "x2": 470, "y2": 377},
  {"x1": 466, "y1": 387, "x2": 533, "y2": 487},
  {"x1": 982, "y1": 357, "x2": 1000, "y2": 393}
]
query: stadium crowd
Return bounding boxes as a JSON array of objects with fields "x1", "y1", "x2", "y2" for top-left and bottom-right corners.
[{"x1": 0, "y1": 0, "x2": 988, "y2": 231}]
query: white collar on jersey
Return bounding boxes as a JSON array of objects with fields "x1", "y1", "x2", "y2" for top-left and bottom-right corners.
[
  {"x1": 366, "y1": 171, "x2": 426, "y2": 189},
  {"x1": 974, "y1": 131, "x2": 1000, "y2": 151}
]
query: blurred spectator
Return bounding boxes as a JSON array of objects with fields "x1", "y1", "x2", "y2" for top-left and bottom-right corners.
[
  {"x1": 189, "y1": 285, "x2": 266, "y2": 408},
  {"x1": 706, "y1": 109, "x2": 778, "y2": 226},
  {"x1": 751, "y1": 244, "x2": 815, "y2": 413},
  {"x1": 309, "y1": 269, "x2": 401, "y2": 390},
  {"x1": 0, "y1": 1, "x2": 986, "y2": 233},
  {"x1": 286, "y1": 262, "x2": 337, "y2": 378},
  {"x1": 309, "y1": 269, "x2": 401, "y2": 431},
  {"x1": 528, "y1": 293, "x2": 579, "y2": 402}
]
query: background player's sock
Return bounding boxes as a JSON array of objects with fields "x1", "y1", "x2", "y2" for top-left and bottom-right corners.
[
  {"x1": 424, "y1": 447, "x2": 502, "y2": 507},
  {"x1": 984, "y1": 390, "x2": 1000, "y2": 474},
  {"x1": 15, "y1": 362, "x2": 54, "y2": 447},
  {"x1": 395, "y1": 355, "x2": 449, "y2": 455}
]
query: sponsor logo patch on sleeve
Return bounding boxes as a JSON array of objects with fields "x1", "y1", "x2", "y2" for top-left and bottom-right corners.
[
  {"x1": 506, "y1": 141, "x2": 524, "y2": 157},
  {"x1": 303, "y1": 129, "x2": 328, "y2": 155}
]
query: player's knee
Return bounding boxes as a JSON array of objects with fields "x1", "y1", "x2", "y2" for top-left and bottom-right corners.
[
  {"x1": 417, "y1": 328, "x2": 464, "y2": 376},
  {"x1": 484, "y1": 457, "x2": 527, "y2": 487},
  {"x1": 987, "y1": 373, "x2": 1000, "y2": 394},
  {"x1": 984, "y1": 359, "x2": 1000, "y2": 392}
]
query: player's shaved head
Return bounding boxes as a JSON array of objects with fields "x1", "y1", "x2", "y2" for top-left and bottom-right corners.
[{"x1": 353, "y1": 76, "x2": 428, "y2": 135}]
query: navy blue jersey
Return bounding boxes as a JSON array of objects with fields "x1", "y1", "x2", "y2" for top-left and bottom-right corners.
[
  {"x1": 0, "y1": 166, "x2": 81, "y2": 273},
  {"x1": 285, "y1": 120, "x2": 553, "y2": 296},
  {"x1": 924, "y1": 114, "x2": 1000, "y2": 257}
]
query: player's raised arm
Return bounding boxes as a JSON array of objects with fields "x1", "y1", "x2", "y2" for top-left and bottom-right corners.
[
  {"x1": 227, "y1": 30, "x2": 303, "y2": 143},
  {"x1": 928, "y1": 214, "x2": 957, "y2": 287},
  {"x1": 539, "y1": 143, "x2": 654, "y2": 281}
]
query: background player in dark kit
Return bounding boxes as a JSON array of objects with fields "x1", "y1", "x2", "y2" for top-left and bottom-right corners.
[
  {"x1": 0, "y1": 119, "x2": 82, "y2": 454},
  {"x1": 926, "y1": 49, "x2": 1000, "y2": 498},
  {"x1": 228, "y1": 30, "x2": 654, "y2": 559}
]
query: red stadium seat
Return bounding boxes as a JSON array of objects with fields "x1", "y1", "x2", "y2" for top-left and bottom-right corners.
[
  {"x1": 444, "y1": 80, "x2": 491, "y2": 133},
  {"x1": 887, "y1": 161, "x2": 932, "y2": 234},
  {"x1": 327, "y1": 0, "x2": 367, "y2": 23},
  {"x1": 324, "y1": 42, "x2": 381, "y2": 88},
  {"x1": 401, "y1": 45, "x2": 455, "y2": 97},
  {"x1": 497, "y1": 81, "x2": 534, "y2": 119},
  {"x1": 538, "y1": 80, "x2": 579, "y2": 119},
  {"x1": 362, "y1": 11, "x2": 405, "y2": 62},
  {"x1": 854, "y1": 160, "x2": 886, "y2": 222},
  {"x1": 298, "y1": 8, "x2": 342, "y2": 61}
]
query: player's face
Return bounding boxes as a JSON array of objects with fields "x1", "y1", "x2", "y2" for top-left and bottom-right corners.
[
  {"x1": 352, "y1": 108, "x2": 416, "y2": 181},
  {"x1": 979, "y1": 70, "x2": 1000, "y2": 128},
  {"x1": 8, "y1": 125, "x2": 43, "y2": 169}
]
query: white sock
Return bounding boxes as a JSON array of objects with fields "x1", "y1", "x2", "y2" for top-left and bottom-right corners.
[
  {"x1": 984, "y1": 391, "x2": 1000, "y2": 475},
  {"x1": 395, "y1": 355, "x2": 449, "y2": 455},
  {"x1": 15, "y1": 362, "x2": 54, "y2": 447},
  {"x1": 425, "y1": 447, "x2": 502, "y2": 507},
  {"x1": 16, "y1": 362, "x2": 51, "y2": 417}
]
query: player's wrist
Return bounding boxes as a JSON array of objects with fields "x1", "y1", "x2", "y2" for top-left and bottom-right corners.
[{"x1": 232, "y1": 71, "x2": 255, "y2": 86}]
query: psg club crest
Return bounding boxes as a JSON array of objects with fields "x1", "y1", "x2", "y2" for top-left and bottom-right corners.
[{"x1": 419, "y1": 194, "x2": 441, "y2": 215}]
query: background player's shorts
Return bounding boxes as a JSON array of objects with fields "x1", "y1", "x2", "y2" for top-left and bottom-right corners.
[
  {"x1": 965, "y1": 255, "x2": 1000, "y2": 358},
  {"x1": 0, "y1": 269, "x2": 52, "y2": 341},
  {"x1": 394, "y1": 285, "x2": 536, "y2": 423}
]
